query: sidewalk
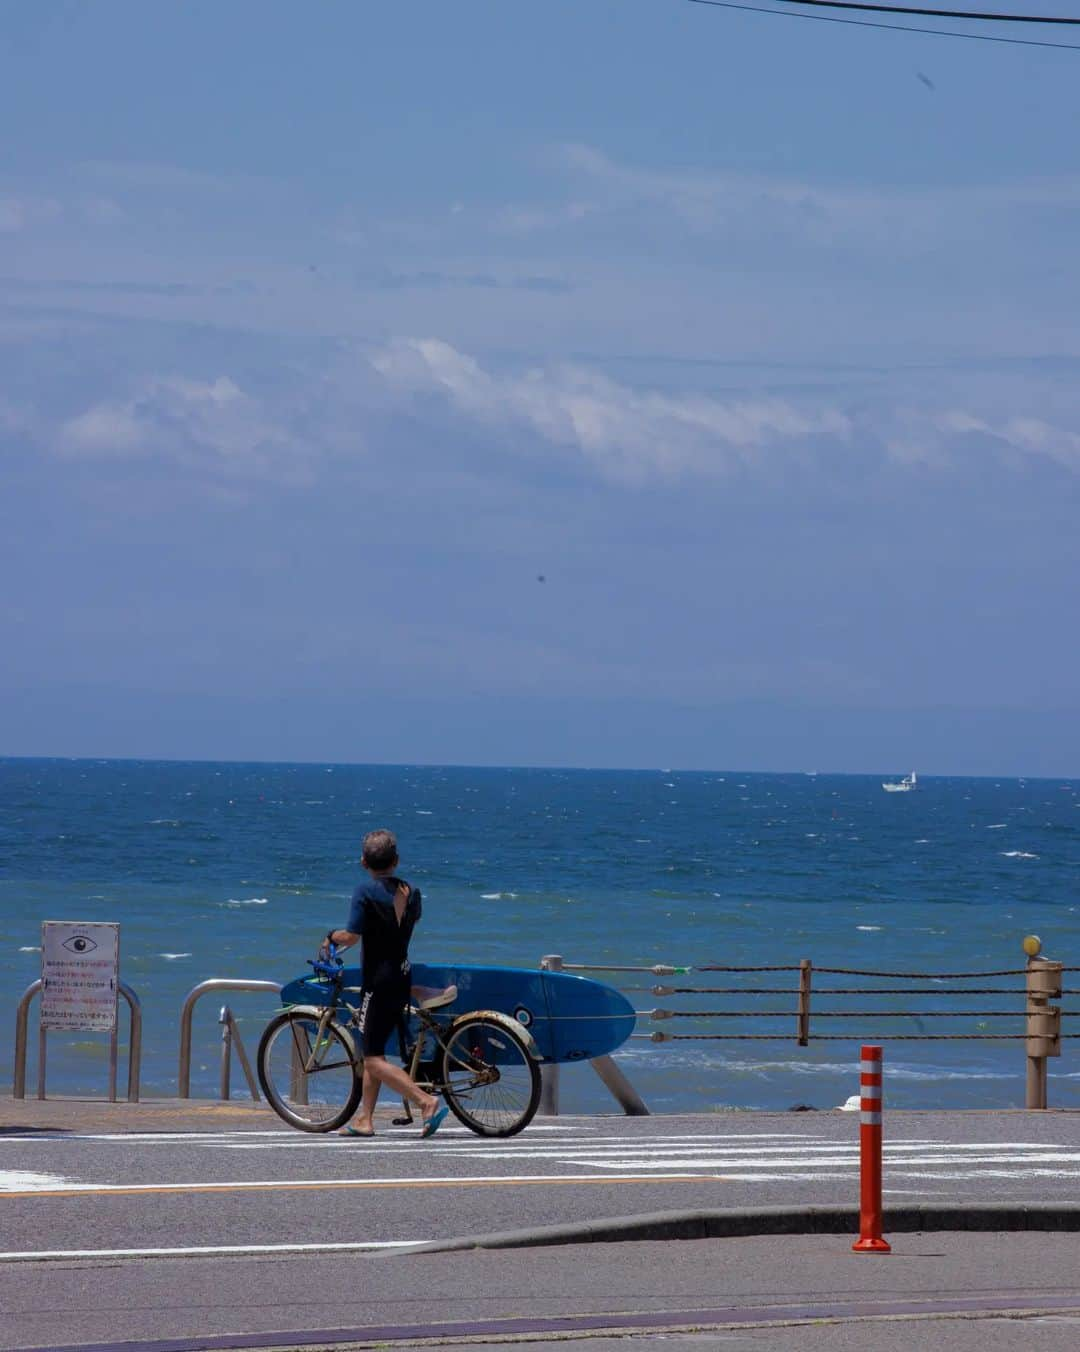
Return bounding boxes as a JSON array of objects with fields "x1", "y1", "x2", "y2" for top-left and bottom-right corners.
[{"x1": 2, "y1": 1095, "x2": 279, "y2": 1135}]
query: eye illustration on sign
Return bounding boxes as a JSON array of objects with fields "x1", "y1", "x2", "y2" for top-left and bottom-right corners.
[{"x1": 63, "y1": 935, "x2": 98, "y2": 954}]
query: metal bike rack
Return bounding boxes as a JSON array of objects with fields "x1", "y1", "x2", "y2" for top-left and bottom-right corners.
[
  {"x1": 178, "y1": 978, "x2": 281, "y2": 1097},
  {"x1": 218, "y1": 1004, "x2": 261, "y2": 1101},
  {"x1": 13, "y1": 979, "x2": 143, "y2": 1102}
]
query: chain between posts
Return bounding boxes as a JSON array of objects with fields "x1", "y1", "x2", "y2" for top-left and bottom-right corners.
[{"x1": 557, "y1": 936, "x2": 1073, "y2": 1109}]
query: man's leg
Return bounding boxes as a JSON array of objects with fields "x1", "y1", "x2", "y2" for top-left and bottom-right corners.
[
  {"x1": 348, "y1": 1065, "x2": 381, "y2": 1135},
  {"x1": 365, "y1": 1055, "x2": 440, "y2": 1119}
]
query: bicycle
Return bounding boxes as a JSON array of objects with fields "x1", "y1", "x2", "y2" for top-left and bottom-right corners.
[{"x1": 256, "y1": 948, "x2": 542, "y2": 1138}]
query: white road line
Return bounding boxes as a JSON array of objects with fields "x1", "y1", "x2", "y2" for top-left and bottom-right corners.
[
  {"x1": 0, "y1": 1171, "x2": 708, "y2": 1196},
  {"x1": 0, "y1": 1240, "x2": 422, "y2": 1263},
  {"x1": 0, "y1": 1170, "x2": 74, "y2": 1192}
]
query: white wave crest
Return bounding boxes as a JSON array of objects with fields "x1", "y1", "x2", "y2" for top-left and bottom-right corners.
[
  {"x1": 150, "y1": 819, "x2": 182, "y2": 826},
  {"x1": 224, "y1": 897, "x2": 269, "y2": 906},
  {"x1": 481, "y1": 891, "x2": 519, "y2": 900},
  {"x1": 1001, "y1": 851, "x2": 1039, "y2": 859},
  {"x1": 987, "y1": 823, "x2": 1007, "y2": 830},
  {"x1": 159, "y1": 952, "x2": 192, "y2": 960},
  {"x1": 856, "y1": 925, "x2": 882, "y2": 932},
  {"x1": 18, "y1": 946, "x2": 40, "y2": 953}
]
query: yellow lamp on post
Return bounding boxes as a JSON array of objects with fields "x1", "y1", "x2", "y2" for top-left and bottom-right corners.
[{"x1": 1022, "y1": 935, "x2": 1042, "y2": 958}]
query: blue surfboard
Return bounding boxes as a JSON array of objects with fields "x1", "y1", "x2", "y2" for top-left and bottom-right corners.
[{"x1": 279, "y1": 962, "x2": 636, "y2": 1063}]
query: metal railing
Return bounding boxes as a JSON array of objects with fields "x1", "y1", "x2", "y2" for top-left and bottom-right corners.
[
  {"x1": 178, "y1": 979, "x2": 281, "y2": 1098},
  {"x1": 217, "y1": 1004, "x2": 261, "y2": 1101},
  {"x1": 546, "y1": 939, "x2": 1072, "y2": 1111},
  {"x1": 13, "y1": 979, "x2": 142, "y2": 1102}
]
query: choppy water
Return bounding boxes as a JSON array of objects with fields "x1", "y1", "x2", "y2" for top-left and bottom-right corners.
[{"x1": 2, "y1": 758, "x2": 1078, "y2": 1112}]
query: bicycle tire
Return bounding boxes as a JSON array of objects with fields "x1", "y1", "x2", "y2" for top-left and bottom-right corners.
[
  {"x1": 257, "y1": 1009, "x2": 362, "y2": 1133},
  {"x1": 436, "y1": 1014, "x2": 541, "y2": 1138}
]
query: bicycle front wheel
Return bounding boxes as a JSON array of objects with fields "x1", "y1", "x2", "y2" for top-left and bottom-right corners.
[
  {"x1": 436, "y1": 1014, "x2": 541, "y2": 1137},
  {"x1": 257, "y1": 1009, "x2": 362, "y2": 1132}
]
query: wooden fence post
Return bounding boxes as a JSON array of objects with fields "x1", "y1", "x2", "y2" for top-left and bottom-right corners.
[{"x1": 797, "y1": 958, "x2": 812, "y2": 1046}]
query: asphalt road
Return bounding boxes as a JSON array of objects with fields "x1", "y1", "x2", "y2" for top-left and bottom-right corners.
[
  {"x1": 3, "y1": 1100, "x2": 1080, "y2": 1349},
  {"x1": 3, "y1": 1232, "x2": 1080, "y2": 1351},
  {"x1": 3, "y1": 1106, "x2": 1080, "y2": 1256}
]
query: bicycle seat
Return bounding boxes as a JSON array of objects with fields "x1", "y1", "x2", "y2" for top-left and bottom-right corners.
[{"x1": 411, "y1": 983, "x2": 458, "y2": 1012}]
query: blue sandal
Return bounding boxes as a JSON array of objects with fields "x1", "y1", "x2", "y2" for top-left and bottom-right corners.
[
  {"x1": 420, "y1": 1105, "x2": 449, "y2": 1139},
  {"x1": 339, "y1": 1125, "x2": 375, "y2": 1138}
]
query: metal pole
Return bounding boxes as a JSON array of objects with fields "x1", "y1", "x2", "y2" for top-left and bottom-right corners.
[
  {"x1": 108, "y1": 1020, "x2": 119, "y2": 1104},
  {"x1": 219, "y1": 1006, "x2": 232, "y2": 1101},
  {"x1": 538, "y1": 955, "x2": 562, "y2": 1116},
  {"x1": 120, "y1": 982, "x2": 142, "y2": 1103},
  {"x1": 178, "y1": 978, "x2": 281, "y2": 1097},
  {"x1": 590, "y1": 1054, "x2": 649, "y2": 1115},
  {"x1": 13, "y1": 981, "x2": 41, "y2": 1100},
  {"x1": 37, "y1": 1020, "x2": 47, "y2": 1101},
  {"x1": 228, "y1": 1011, "x2": 261, "y2": 1101}
]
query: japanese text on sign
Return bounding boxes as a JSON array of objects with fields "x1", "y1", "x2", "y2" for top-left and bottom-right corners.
[{"x1": 40, "y1": 922, "x2": 120, "y2": 1032}]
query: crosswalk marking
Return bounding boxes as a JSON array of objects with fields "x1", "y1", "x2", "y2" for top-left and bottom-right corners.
[{"x1": 7, "y1": 1127, "x2": 1080, "y2": 1188}]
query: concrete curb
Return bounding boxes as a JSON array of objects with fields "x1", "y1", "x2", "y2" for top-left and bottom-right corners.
[{"x1": 404, "y1": 1202, "x2": 1080, "y2": 1254}]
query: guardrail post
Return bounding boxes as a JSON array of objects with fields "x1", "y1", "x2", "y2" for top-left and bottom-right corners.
[
  {"x1": 797, "y1": 958, "x2": 812, "y2": 1046},
  {"x1": 539, "y1": 955, "x2": 562, "y2": 1116},
  {"x1": 231, "y1": 1012, "x2": 261, "y2": 1101},
  {"x1": 14, "y1": 979, "x2": 141, "y2": 1102},
  {"x1": 852, "y1": 1044, "x2": 890, "y2": 1253},
  {"x1": 219, "y1": 1006, "x2": 233, "y2": 1100},
  {"x1": 178, "y1": 979, "x2": 281, "y2": 1097},
  {"x1": 122, "y1": 983, "x2": 142, "y2": 1102},
  {"x1": 1024, "y1": 937, "x2": 1062, "y2": 1110},
  {"x1": 37, "y1": 1018, "x2": 47, "y2": 1101}
]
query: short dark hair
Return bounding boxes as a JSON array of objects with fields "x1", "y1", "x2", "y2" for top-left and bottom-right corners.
[{"x1": 361, "y1": 828, "x2": 399, "y2": 871}]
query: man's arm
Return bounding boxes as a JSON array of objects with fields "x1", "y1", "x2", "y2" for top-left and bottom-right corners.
[
  {"x1": 320, "y1": 888, "x2": 367, "y2": 957},
  {"x1": 324, "y1": 927, "x2": 360, "y2": 952}
]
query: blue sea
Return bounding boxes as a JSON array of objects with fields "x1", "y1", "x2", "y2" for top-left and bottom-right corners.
[{"x1": 2, "y1": 758, "x2": 1078, "y2": 1114}]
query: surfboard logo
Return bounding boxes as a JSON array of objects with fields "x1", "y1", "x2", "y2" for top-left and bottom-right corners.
[{"x1": 513, "y1": 1005, "x2": 533, "y2": 1028}]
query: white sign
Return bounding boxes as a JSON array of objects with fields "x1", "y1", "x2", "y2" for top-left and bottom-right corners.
[{"x1": 40, "y1": 922, "x2": 120, "y2": 1032}]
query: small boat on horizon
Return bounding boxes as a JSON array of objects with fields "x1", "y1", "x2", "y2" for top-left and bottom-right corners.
[{"x1": 883, "y1": 771, "x2": 918, "y2": 793}]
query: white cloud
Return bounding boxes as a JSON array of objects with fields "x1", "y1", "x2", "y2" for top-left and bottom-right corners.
[
  {"x1": 371, "y1": 337, "x2": 850, "y2": 481},
  {"x1": 886, "y1": 406, "x2": 1080, "y2": 472},
  {"x1": 56, "y1": 376, "x2": 312, "y2": 482},
  {"x1": 60, "y1": 403, "x2": 145, "y2": 456},
  {"x1": 492, "y1": 142, "x2": 1080, "y2": 259}
]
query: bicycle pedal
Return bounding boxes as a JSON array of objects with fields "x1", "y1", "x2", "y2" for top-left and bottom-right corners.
[{"x1": 391, "y1": 1115, "x2": 413, "y2": 1126}]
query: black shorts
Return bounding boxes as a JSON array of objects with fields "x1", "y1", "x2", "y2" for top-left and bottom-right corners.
[{"x1": 357, "y1": 978, "x2": 409, "y2": 1057}]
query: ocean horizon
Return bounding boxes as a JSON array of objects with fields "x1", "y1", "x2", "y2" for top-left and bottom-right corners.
[{"x1": 3, "y1": 756, "x2": 1078, "y2": 1114}]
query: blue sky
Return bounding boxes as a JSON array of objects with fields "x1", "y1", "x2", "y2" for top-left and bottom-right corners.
[{"x1": 2, "y1": 1, "x2": 1079, "y2": 774}]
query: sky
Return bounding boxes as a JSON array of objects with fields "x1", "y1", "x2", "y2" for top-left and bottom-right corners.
[{"x1": 2, "y1": 0, "x2": 1079, "y2": 776}]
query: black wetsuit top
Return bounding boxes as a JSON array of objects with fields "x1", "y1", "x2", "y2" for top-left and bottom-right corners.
[{"x1": 344, "y1": 875, "x2": 422, "y2": 1056}]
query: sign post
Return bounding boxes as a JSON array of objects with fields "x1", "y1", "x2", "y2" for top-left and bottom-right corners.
[{"x1": 40, "y1": 922, "x2": 121, "y2": 1101}]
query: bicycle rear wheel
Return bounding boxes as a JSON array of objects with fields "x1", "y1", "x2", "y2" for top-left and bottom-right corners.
[
  {"x1": 257, "y1": 1009, "x2": 362, "y2": 1132},
  {"x1": 436, "y1": 1014, "x2": 541, "y2": 1138}
]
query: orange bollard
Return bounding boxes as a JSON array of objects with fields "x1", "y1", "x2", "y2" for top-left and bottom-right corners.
[{"x1": 852, "y1": 1043, "x2": 891, "y2": 1253}]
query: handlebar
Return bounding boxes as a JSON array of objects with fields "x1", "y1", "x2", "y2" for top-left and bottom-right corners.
[{"x1": 308, "y1": 941, "x2": 344, "y2": 982}]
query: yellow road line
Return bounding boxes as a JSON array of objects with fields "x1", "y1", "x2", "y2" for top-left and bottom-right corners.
[{"x1": 0, "y1": 1173, "x2": 719, "y2": 1200}]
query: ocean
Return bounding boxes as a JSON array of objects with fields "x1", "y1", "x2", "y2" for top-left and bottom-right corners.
[{"x1": 2, "y1": 758, "x2": 1078, "y2": 1114}]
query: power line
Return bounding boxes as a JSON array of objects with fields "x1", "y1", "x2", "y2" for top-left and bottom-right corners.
[
  {"x1": 686, "y1": 0, "x2": 1080, "y2": 48},
  {"x1": 738, "y1": 0, "x2": 1080, "y2": 23}
]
